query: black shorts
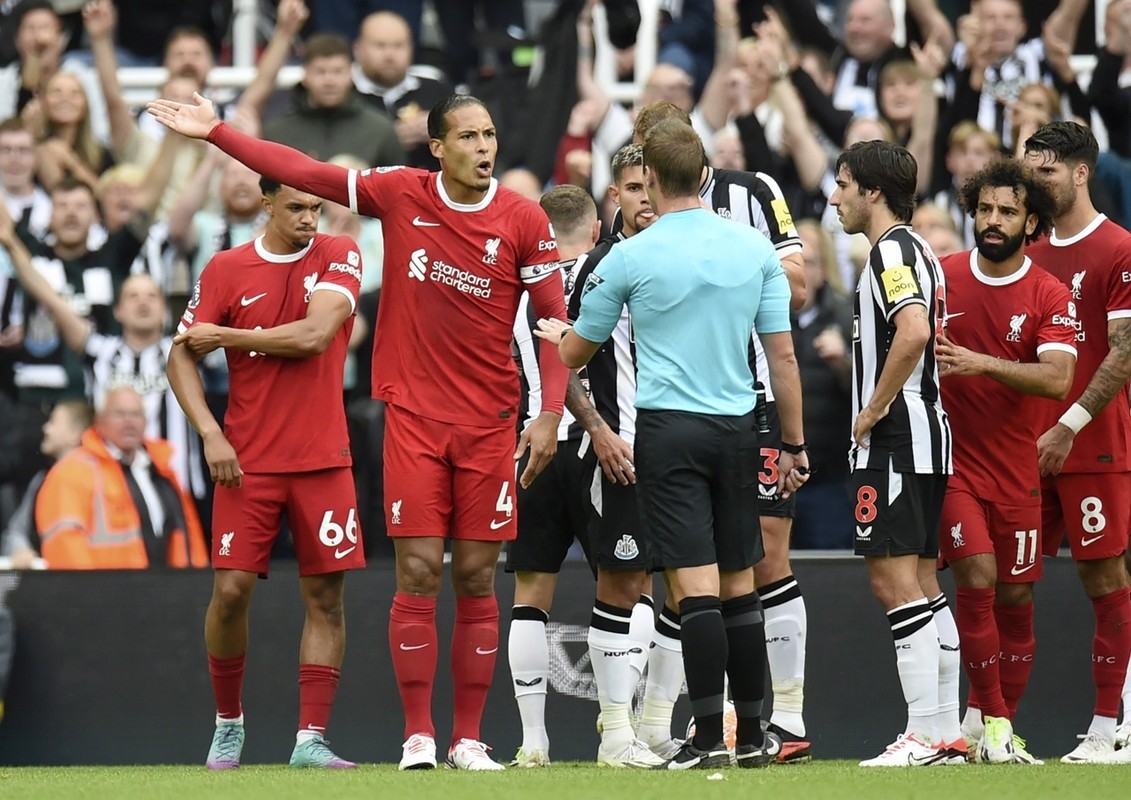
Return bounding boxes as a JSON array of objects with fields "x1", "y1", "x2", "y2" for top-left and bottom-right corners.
[
  {"x1": 851, "y1": 461, "x2": 948, "y2": 558},
  {"x1": 505, "y1": 438, "x2": 594, "y2": 573},
  {"x1": 589, "y1": 461, "x2": 651, "y2": 572},
  {"x1": 756, "y1": 402, "x2": 797, "y2": 520},
  {"x1": 635, "y1": 409, "x2": 764, "y2": 572}
]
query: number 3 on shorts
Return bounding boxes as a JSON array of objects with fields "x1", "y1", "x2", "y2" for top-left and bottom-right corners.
[
  {"x1": 497, "y1": 481, "x2": 513, "y2": 518},
  {"x1": 319, "y1": 508, "x2": 359, "y2": 547}
]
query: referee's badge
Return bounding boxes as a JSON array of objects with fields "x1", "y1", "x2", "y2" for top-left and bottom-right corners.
[{"x1": 614, "y1": 534, "x2": 639, "y2": 560}]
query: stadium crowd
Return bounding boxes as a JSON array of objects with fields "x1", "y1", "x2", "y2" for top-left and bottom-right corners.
[{"x1": 0, "y1": 0, "x2": 1130, "y2": 771}]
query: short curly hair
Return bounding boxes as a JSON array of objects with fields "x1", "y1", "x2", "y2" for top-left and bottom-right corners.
[{"x1": 957, "y1": 157, "x2": 1055, "y2": 244}]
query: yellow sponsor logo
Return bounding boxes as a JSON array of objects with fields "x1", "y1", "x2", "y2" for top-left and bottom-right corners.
[
  {"x1": 881, "y1": 265, "x2": 919, "y2": 304},
  {"x1": 771, "y1": 198, "x2": 795, "y2": 234}
]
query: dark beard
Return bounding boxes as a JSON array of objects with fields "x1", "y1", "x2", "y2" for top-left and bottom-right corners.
[{"x1": 974, "y1": 227, "x2": 1025, "y2": 262}]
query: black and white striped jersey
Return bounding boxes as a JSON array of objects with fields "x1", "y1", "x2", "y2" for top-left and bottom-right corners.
[
  {"x1": 852, "y1": 224, "x2": 952, "y2": 475},
  {"x1": 84, "y1": 332, "x2": 206, "y2": 497},
  {"x1": 567, "y1": 234, "x2": 638, "y2": 447},
  {"x1": 515, "y1": 256, "x2": 583, "y2": 442},
  {"x1": 951, "y1": 39, "x2": 1050, "y2": 149},
  {"x1": 699, "y1": 168, "x2": 801, "y2": 402}
]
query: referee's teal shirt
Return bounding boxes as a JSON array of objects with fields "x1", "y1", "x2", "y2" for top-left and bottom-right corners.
[{"x1": 573, "y1": 207, "x2": 791, "y2": 416}]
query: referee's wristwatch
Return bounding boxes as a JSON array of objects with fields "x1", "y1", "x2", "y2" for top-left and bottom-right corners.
[{"x1": 559, "y1": 326, "x2": 571, "y2": 343}]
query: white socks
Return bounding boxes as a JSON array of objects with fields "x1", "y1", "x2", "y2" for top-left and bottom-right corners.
[
  {"x1": 509, "y1": 605, "x2": 550, "y2": 751},
  {"x1": 760, "y1": 576, "x2": 807, "y2": 737},
  {"x1": 638, "y1": 603, "x2": 683, "y2": 746},
  {"x1": 888, "y1": 598, "x2": 941, "y2": 743},
  {"x1": 929, "y1": 594, "x2": 962, "y2": 742}
]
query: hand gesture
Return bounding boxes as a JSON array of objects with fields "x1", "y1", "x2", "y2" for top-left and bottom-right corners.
[
  {"x1": 515, "y1": 411, "x2": 561, "y2": 489},
  {"x1": 1037, "y1": 422, "x2": 1074, "y2": 476},
  {"x1": 1041, "y1": 21, "x2": 1075, "y2": 82},
  {"x1": 203, "y1": 430, "x2": 243, "y2": 488},
  {"x1": 567, "y1": 99, "x2": 604, "y2": 136},
  {"x1": 146, "y1": 92, "x2": 220, "y2": 140},
  {"x1": 276, "y1": 0, "x2": 309, "y2": 37},
  {"x1": 590, "y1": 424, "x2": 636, "y2": 485},
  {"x1": 778, "y1": 449, "x2": 810, "y2": 499},
  {"x1": 534, "y1": 317, "x2": 571, "y2": 345},
  {"x1": 82, "y1": 0, "x2": 116, "y2": 41},
  {"x1": 910, "y1": 30, "x2": 949, "y2": 81},
  {"x1": 935, "y1": 331, "x2": 987, "y2": 376},
  {"x1": 852, "y1": 402, "x2": 889, "y2": 449},
  {"x1": 173, "y1": 322, "x2": 224, "y2": 356},
  {"x1": 812, "y1": 325, "x2": 847, "y2": 367}
]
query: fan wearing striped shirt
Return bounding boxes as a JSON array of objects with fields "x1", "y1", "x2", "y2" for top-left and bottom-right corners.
[
  {"x1": 0, "y1": 201, "x2": 204, "y2": 499},
  {"x1": 830, "y1": 140, "x2": 955, "y2": 767}
]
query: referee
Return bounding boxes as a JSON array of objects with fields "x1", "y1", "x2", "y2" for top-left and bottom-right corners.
[{"x1": 537, "y1": 119, "x2": 809, "y2": 770}]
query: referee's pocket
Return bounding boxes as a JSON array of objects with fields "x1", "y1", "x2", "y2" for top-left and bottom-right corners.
[{"x1": 738, "y1": 429, "x2": 759, "y2": 490}]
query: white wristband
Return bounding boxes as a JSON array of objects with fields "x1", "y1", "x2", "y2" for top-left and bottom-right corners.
[{"x1": 1058, "y1": 402, "x2": 1092, "y2": 434}]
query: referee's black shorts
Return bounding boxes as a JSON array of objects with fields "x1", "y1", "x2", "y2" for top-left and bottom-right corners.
[{"x1": 635, "y1": 408, "x2": 764, "y2": 572}]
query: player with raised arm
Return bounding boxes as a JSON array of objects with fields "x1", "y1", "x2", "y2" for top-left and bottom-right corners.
[
  {"x1": 830, "y1": 140, "x2": 954, "y2": 767},
  {"x1": 934, "y1": 158, "x2": 1076, "y2": 765},
  {"x1": 167, "y1": 178, "x2": 364, "y2": 770},
  {"x1": 1023, "y1": 122, "x2": 1131, "y2": 765},
  {"x1": 150, "y1": 91, "x2": 569, "y2": 770}
]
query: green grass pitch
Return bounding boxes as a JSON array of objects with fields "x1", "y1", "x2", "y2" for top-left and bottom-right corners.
[{"x1": 3, "y1": 762, "x2": 1130, "y2": 800}]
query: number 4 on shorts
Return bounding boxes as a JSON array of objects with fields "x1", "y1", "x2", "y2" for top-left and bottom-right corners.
[{"x1": 496, "y1": 481, "x2": 513, "y2": 518}]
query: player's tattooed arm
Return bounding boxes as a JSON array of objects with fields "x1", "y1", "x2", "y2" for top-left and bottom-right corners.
[
  {"x1": 1076, "y1": 318, "x2": 1131, "y2": 416},
  {"x1": 565, "y1": 371, "x2": 636, "y2": 485}
]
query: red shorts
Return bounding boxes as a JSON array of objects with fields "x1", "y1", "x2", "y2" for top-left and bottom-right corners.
[
  {"x1": 383, "y1": 404, "x2": 518, "y2": 541},
  {"x1": 938, "y1": 488, "x2": 1042, "y2": 583},
  {"x1": 212, "y1": 468, "x2": 365, "y2": 576},
  {"x1": 1041, "y1": 472, "x2": 1131, "y2": 560}
]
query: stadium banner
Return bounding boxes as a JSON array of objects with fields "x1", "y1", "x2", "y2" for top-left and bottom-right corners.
[{"x1": 0, "y1": 559, "x2": 1099, "y2": 764}]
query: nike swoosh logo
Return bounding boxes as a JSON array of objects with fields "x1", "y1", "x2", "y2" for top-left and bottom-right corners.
[
  {"x1": 489, "y1": 518, "x2": 513, "y2": 530},
  {"x1": 399, "y1": 642, "x2": 429, "y2": 651},
  {"x1": 944, "y1": 312, "x2": 965, "y2": 321},
  {"x1": 241, "y1": 292, "x2": 267, "y2": 306},
  {"x1": 1081, "y1": 534, "x2": 1105, "y2": 546},
  {"x1": 1010, "y1": 563, "x2": 1036, "y2": 576},
  {"x1": 909, "y1": 752, "x2": 944, "y2": 765},
  {"x1": 476, "y1": 646, "x2": 498, "y2": 655},
  {"x1": 412, "y1": 216, "x2": 440, "y2": 227},
  {"x1": 334, "y1": 546, "x2": 356, "y2": 559}
]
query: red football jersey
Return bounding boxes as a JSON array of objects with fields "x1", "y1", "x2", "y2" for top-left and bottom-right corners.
[
  {"x1": 1026, "y1": 215, "x2": 1131, "y2": 473},
  {"x1": 348, "y1": 167, "x2": 560, "y2": 427},
  {"x1": 179, "y1": 233, "x2": 361, "y2": 473},
  {"x1": 939, "y1": 251, "x2": 1077, "y2": 503}
]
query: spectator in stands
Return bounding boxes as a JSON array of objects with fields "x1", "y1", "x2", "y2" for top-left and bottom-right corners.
[
  {"x1": 948, "y1": 0, "x2": 1089, "y2": 151},
  {"x1": 263, "y1": 33, "x2": 403, "y2": 167},
  {"x1": 654, "y1": 0, "x2": 716, "y2": 96},
  {"x1": 351, "y1": 11, "x2": 454, "y2": 169},
  {"x1": 1089, "y1": 0, "x2": 1131, "y2": 159},
  {"x1": 710, "y1": 126, "x2": 746, "y2": 170},
  {"x1": 110, "y1": 0, "x2": 227, "y2": 68},
  {"x1": 771, "y1": 0, "x2": 951, "y2": 125},
  {"x1": 31, "y1": 71, "x2": 112, "y2": 191},
  {"x1": 8, "y1": 131, "x2": 180, "y2": 405},
  {"x1": 0, "y1": 117, "x2": 50, "y2": 238},
  {"x1": 314, "y1": 0, "x2": 424, "y2": 45},
  {"x1": 499, "y1": 168, "x2": 543, "y2": 203},
  {"x1": 0, "y1": 1, "x2": 109, "y2": 146},
  {"x1": 928, "y1": 121, "x2": 1000, "y2": 248},
  {"x1": 0, "y1": 399, "x2": 91, "y2": 568},
  {"x1": 790, "y1": 219, "x2": 852, "y2": 550},
  {"x1": 911, "y1": 203, "x2": 964, "y2": 258},
  {"x1": 35, "y1": 384, "x2": 208, "y2": 570},
  {"x1": 432, "y1": 0, "x2": 527, "y2": 92},
  {"x1": 2, "y1": 197, "x2": 204, "y2": 497},
  {"x1": 84, "y1": 0, "x2": 209, "y2": 220}
]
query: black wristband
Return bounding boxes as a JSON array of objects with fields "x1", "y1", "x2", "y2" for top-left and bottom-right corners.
[{"x1": 781, "y1": 441, "x2": 808, "y2": 455}]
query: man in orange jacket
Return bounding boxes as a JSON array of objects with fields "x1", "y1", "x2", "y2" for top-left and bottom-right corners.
[{"x1": 35, "y1": 384, "x2": 208, "y2": 569}]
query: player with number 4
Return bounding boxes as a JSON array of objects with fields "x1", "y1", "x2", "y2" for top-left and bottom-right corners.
[{"x1": 168, "y1": 177, "x2": 366, "y2": 770}]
